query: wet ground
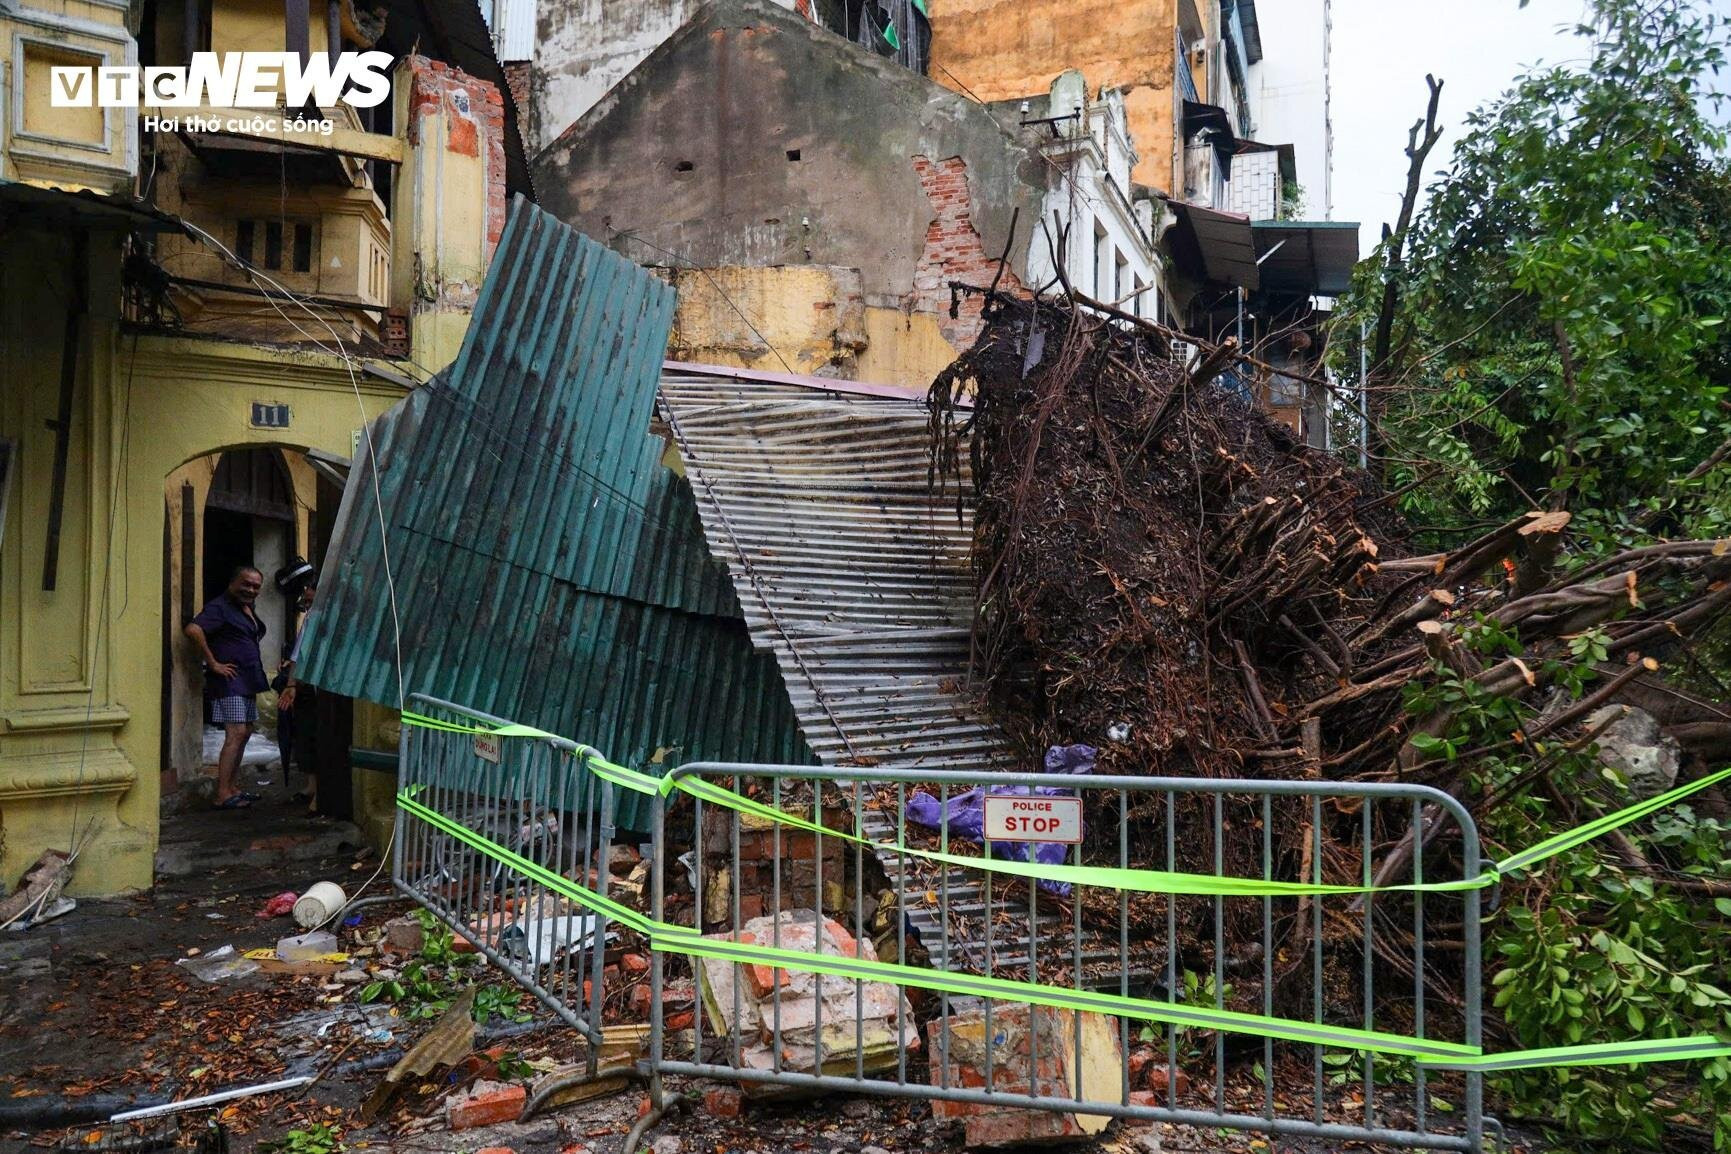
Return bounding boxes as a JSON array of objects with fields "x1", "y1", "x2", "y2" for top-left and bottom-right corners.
[{"x1": 0, "y1": 774, "x2": 1550, "y2": 1154}]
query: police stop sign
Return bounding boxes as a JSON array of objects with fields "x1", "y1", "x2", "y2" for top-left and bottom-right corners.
[{"x1": 982, "y1": 794, "x2": 1083, "y2": 844}]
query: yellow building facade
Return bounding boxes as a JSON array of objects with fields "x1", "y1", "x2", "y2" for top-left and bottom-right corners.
[{"x1": 1, "y1": 0, "x2": 518, "y2": 895}]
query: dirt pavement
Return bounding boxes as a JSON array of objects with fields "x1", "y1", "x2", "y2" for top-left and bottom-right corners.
[{"x1": 0, "y1": 778, "x2": 1545, "y2": 1154}]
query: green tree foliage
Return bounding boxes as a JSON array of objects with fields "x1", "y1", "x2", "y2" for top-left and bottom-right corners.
[
  {"x1": 1336, "y1": 0, "x2": 1731, "y2": 545},
  {"x1": 1331, "y1": 4, "x2": 1731, "y2": 1147}
]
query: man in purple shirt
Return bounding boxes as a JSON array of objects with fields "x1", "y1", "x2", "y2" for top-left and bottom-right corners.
[{"x1": 185, "y1": 565, "x2": 269, "y2": 809}]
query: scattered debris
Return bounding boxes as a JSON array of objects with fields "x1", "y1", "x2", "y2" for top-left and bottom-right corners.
[
  {"x1": 293, "y1": 882, "x2": 348, "y2": 929},
  {"x1": 929, "y1": 1001, "x2": 1122, "y2": 1148},
  {"x1": 695, "y1": 911, "x2": 918, "y2": 1093},
  {"x1": 243, "y1": 947, "x2": 350, "y2": 977},
  {"x1": 174, "y1": 945, "x2": 259, "y2": 983},
  {"x1": 446, "y1": 1078, "x2": 527, "y2": 1131},
  {"x1": 0, "y1": 849, "x2": 75, "y2": 930},
  {"x1": 1587, "y1": 704, "x2": 1682, "y2": 799},
  {"x1": 360, "y1": 987, "x2": 476, "y2": 1122},
  {"x1": 256, "y1": 892, "x2": 299, "y2": 919},
  {"x1": 277, "y1": 930, "x2": 339, "y2": 961},
  {"x1": 108, "y1": 1075, "x2": 315, "y2": 1122},
  {"x1": 384, "y1": 913, "x2": 426, "y2": 954}
]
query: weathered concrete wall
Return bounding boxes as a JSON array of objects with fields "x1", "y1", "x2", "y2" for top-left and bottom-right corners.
[
  {"x1": 661, "y1": 264, "x2": 868, "y2": 376},
  {"x1": 529, "y1": 0, "x2": 800, "y2": 153},
  {"x1": 927, "y1": 0, "x2": 1179, "y2": 193},
  {"x1": 535, "y1": 0, "x2": 1043, "y2": 386}
]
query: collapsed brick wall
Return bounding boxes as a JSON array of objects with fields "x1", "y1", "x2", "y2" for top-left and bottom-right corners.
[
  {"x1": 699, "y1": 807, "x2": 849, "y2": 929},
  {"x1": 912, "y1": 154, "x2": 1030, "y2": 349}
]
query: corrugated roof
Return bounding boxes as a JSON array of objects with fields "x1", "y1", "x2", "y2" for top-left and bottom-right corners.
[
  {"x1": 655, "y1": 371, "x2": 1015, "y2": 776},
  {"x1": 657, "y1": 370, "x2": 1060, "y2": 971},
  {"x1": 1251, "y1": 220, "x2": 1362, "y2": 296},
  {"x1": 299, "y1": 200, "x2": 812, "y2": 827}
]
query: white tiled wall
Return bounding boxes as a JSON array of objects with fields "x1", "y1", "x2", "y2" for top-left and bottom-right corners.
[{"x1": 1223, "y1": 149, "x2": 1280, "y2": 219}]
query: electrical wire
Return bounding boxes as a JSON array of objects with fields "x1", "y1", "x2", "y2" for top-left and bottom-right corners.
[
  {"x1": 608, "y1": 230, "x2": 798, "y2": 376},
  {"x1": 177, "y1": 218, "x2": 404, "y2": 714}
]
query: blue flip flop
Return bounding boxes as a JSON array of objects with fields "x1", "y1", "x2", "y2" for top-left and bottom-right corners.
[{"x1": 215, "y1": 795, "x2": 253, "y2": 810}]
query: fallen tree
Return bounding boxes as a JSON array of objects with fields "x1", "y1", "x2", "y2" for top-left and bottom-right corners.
[
  {"x1": 925, "y1": 289, "x2": 1731, "y2": 1141},
  {"x1": 929, "y1": 290, "x2": 1731, "y2": 797}
]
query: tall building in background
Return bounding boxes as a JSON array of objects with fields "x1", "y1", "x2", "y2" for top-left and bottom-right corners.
[
  {"x1": 1248, "y1": 0, "x2": 1333, "y2": 218},
  {"x1": 521, "y1": 0, "x2": 930, "y2": 154}
]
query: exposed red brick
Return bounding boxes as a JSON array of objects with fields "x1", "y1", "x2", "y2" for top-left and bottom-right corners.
[
  {"x1": 704, "y1": 1086, "x2": 743, "y2": 1118},
  {"x1": 665, "y1": 1010, "x2": 695, "y2": 1030},
  {"x1": 1127, "y1": 1046, "x2": 1154, "y2": 1087},
  {"x1": 403, "y1": 55, "x2": 509, "y2": 262},
  {"x1": 447, "y1": 1081, "x2": 525, "y2": 1130},
  {"x1": 619, "y1": 953, "x2": 650, "y2": 975},
  {"x1": 964, "y1": 1108, "x2": 1082, "y2": 1147},
  {"x1": 1146, "y1": 1065, "x2": 1191, "y2": 1097},
  {"x1": 911, "y1": 155, "x2": 1029, "y2": 350},
  {"x1": 502, "y1": 60, "x2": 530, "y2": 120}
]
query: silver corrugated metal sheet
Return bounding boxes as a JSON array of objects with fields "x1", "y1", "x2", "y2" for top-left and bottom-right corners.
[
  {"x1": 657, "y1": 370, "x2": 1051, "y2": 970},
  {"x1": 486, "y1": 0, "x2": 534, "y2": 62},
  {"x1": 656, "y1": 371, "x2": 1016, "y2": 776},
  {"x1": 659, "y1": 370, "x2": 1165, "y2": 980}
]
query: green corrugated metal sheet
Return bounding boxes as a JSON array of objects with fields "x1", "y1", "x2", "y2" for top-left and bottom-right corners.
[{"x1": 299, "y1": 197, "x2": 813, "y2": 827}]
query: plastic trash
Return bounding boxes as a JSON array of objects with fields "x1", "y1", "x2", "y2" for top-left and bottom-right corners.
[
  {"x1": 256, "y1": 891, "x2": 298, "y2": 919},
  {"x1": 292, "y1": 881, "x2": 346, "y2": 928},
  {"x1": 276, "y1": 930, "x2": 339, "y2": 961},
  {"x1": 175, "y1": 944, "x2": 260, "y2": 982},
  {"x1": 905, "y1": 744, "x2": 1096, "y2": 896},
  {"x1": 498, "y1": 914, "x2": 597, "y2": 968}
]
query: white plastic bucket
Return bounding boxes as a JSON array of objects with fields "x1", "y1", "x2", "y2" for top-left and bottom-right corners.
[{"x1": 292, "y1": 880, "x2": 347, "y2": 929}]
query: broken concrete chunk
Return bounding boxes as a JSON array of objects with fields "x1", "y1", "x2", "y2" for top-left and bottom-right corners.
[
  {"x1": 929, "y1": 1000, "x2": 1124, "y2": 1147},
  {"x1": 696, "y1": 910, "x2": 918, "y2": 1096},
  {"x1": 1588, "y1": 705, "x2": 1682, "y2": 800},
  {"x1": 447, "y1": 1078, "x2": 526, "y2": 1131},
  {"x1": 384, "y1": 913, "x2": 426, "y2": 954},
  {"x1": 0, "y1": 850, "x2": 72, "y2": 927}
]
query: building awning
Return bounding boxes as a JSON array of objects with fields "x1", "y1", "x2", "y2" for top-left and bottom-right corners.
[
  {"x1": 1167, "y1": 200, "x2": 1259, "y2": 290},
  {"x1": 0, "y1": 179, "x2": 188, "y2": 234},
  {"x1": 1249, "y1": 221, "x2": 1361, "y2": 296},
  {"x1": 1237, "y1": 0, "x2": 1263, "y2": 63}
]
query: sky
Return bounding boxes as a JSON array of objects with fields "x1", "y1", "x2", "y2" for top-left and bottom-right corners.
[{"x1": 1330, "y1": 0, "x2": 1730, "y2": 254}]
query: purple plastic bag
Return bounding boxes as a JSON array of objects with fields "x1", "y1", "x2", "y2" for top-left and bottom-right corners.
[{"x1": 905, "y1": 744, "x2": 1096, "y2": 896}]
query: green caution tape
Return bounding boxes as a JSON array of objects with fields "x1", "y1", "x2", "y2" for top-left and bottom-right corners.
[
  {"x1": 395, "y1": 713, "x2": 1731, "y2": 1072},
  {"x1": 1417, "y1": 1035, "x2": 1731, "y2": 1071},
  {"x1": 395, "y1": 784, "x2": 1472, "y2": 1059},
  {"x1": 398, "y1": 711, "x2": 1731, "y2": 901}
]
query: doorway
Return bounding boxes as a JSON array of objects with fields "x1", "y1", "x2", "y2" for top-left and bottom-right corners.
[
  {"x1": 160, "y1": 445, "x2": 357, "y2": 815},
  {"x1": 162, "y1": 447, "x2": 300, "y2": 788}
]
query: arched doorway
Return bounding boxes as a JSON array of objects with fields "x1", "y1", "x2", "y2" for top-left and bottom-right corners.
[
  {"x1": 203, "y1": 448, "x2": 298, "y2": 661},
  {"x1": 162, "y1": 447, "x2": 308, "y2": 794},
  {"x1": 161, "y1": 444, "x2": 355, "y2": 815}
]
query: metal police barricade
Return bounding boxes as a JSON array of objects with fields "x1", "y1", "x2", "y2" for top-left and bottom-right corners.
[
  {"x1": 394, "y1": 693, "x2": 619, "y2": 1050},
  {"x1": 648, "y1": 763, "x2": 1485, "y2": 1153}
]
